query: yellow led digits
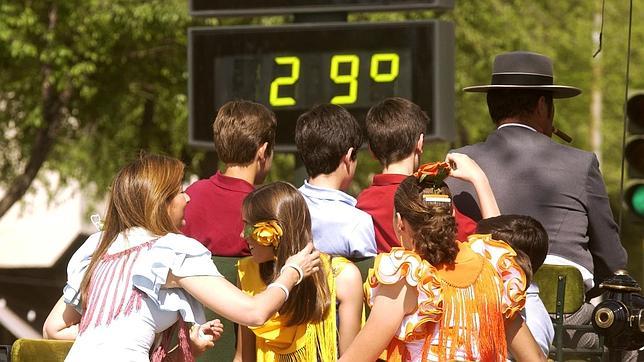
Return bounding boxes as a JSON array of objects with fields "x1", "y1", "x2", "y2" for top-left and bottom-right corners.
[
  {"x1": 370, "y1": 53, "x2": 399, "y2": 82},
  {"x1": 330, "y1": 54, "x2": 360, "y2": 105},
  {"x1": 269, "y1": 56, "x2": 300, "y2": 107},
  {"x1": 269, "y1": 52, "x2": 401, "y2": 107}
]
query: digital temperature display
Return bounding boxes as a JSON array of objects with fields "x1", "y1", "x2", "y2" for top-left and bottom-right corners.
[{"x1": 189, "y1": 21, "x2": 454, "y2": 150}]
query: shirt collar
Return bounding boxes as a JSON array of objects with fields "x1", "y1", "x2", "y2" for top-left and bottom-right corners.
[
  {"x1": 497, "y1": 123, "x2": 538, "y2": 132},
  {"x1": 300, "y1": 181, "x2": 357, "y2": 206},
  {"x1": 210, "y1": 171, "x2": 254, "y2": 193},
  {"x1": 527, "y1": 282, "x2": 540, "y2": 294},
  {"x1": 372, "y1": 173, "x2": 407, "y2": 186}
]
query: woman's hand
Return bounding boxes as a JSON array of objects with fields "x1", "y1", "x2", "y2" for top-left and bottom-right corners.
[
  {"x1": 189, "y1": 319, "x2": 224, "y2": 355},
  {"x1": 284, "y1": 242, "x2": 321, "y2": 278},
  {"x1": 446, "y1": 152, "x2": 500, "y2": 218},
  {"x1": 445, "y1": 153, "x2": 486, "y2": 183}
]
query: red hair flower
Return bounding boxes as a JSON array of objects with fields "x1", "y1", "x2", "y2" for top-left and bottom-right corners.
[{"x1": 413, "y1": 162, "x2": 451, "y2": 186}]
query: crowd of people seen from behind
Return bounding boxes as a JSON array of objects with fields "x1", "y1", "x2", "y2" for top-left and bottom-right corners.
[{"x1": 41, "y1": 51, "x2": 629, "y2": 361}]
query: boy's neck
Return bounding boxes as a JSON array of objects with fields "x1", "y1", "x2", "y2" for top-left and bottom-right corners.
[
  {"x1": 307, "y1": 172, "x2": 347, "y2": 191},
  {"x1": 222, "y1": 164, "x2": 257, "y2": 185},
  {"x1": 381, "y1": 154, "x2": 417, "y2": 176}
]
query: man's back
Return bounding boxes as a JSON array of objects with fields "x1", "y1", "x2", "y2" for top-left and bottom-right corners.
[
  {"x1": 182, "y1": 172, "x2": 253, "y2": 257},
  {"x1": 447, "y1": 126, "x2": 626, "y2": 282},
  {"x1": 299, "y1": 181, "x2": 376, "y2": 258}
]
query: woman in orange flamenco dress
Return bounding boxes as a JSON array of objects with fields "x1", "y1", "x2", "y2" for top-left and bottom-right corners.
[{"x1": 340, "y1": 154, "x2": 546, "y2": 362}]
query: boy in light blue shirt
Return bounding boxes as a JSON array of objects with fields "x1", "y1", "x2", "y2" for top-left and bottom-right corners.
[{"x1": 295, "y1": 104, "x2": 376, "y2": 258}]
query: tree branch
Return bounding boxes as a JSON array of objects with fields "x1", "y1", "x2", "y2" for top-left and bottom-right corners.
[{"x1": 0, "y1": 4, "x2": 71, "y2": 218}]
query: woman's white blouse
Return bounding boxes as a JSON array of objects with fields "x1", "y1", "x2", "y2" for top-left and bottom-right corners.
[{"x1": 63, "y1": 228, "x2": 221, "y2": 362}]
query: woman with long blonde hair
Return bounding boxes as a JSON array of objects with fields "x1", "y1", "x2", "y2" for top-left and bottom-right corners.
[
  {"x1": 234, "y1": 181, "x2": 363, "y2": 361},
  {"x1": 43, "y1": 153, "x2": 320, "y2": 361}
]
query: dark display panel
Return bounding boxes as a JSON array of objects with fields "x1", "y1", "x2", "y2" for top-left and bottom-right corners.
[
  {"x1": 189, "y1": 21, "x2": 454, "y2": 150},
  {"x1": 190, "y1": 0, "x2": 454, "y2": 16}
]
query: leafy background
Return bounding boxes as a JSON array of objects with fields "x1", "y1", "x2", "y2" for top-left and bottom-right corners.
[{"x1": 0, "y1": 1, "x2": 641, "y2": 282}]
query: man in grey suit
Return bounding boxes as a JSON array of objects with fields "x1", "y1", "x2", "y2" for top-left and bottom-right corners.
[{"x1": 447, "y1": 51, "x2": 628, "y2": 347}]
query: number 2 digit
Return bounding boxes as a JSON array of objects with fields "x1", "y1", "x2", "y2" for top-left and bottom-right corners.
[{"x1": 269, "y1": 56, "x2": 300, "y2": 107}]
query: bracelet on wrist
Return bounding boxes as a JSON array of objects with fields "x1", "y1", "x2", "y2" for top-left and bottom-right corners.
[
  {"x1": 267, "y1": 282, "x2": 290, "y2": 301},
  {"x1": 280, "y1": 263, "x2": 304, "y2": 285}
]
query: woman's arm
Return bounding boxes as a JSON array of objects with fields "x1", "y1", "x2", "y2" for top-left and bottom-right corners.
[
  {"x1": 339, "y1": 279, "x2": 412, "y2": 362},
  {"x1": 233, "y1": 325, "x2": 256, "y2": 362},
  {"x1": 335, "y1": 262, "x2": 364, "y2": 356},
  {"x1": 174, "y1": 243, "x2": 320, "y2": 327},
  {"x1": 43, "y1": 296, "x2": 81, "y2": 340},
  {"x1": 176, "y1": 271, "x2": 296, "y2": 327},
  {"x1": 446, "y1": 153, "x2": 500, "y2": 218},
  {"x1": 505, "y1": 315, "x2": 547, "y2": 361}
]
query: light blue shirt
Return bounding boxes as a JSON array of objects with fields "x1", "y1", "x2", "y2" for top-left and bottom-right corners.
[
  {"x1": 299, "y1": 181, "x2": 376, "y2": 258},
  {"x1": 522, "y1": 282, "x2": 554, "y2": 358}
]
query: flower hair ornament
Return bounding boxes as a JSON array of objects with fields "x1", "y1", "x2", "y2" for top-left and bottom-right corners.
[
  {"x1": 244, "y1": 220, "x2": 284, "y2": 248},
  {"x1": 413, "y1": 162, "x2": 453, "y2": 204}
]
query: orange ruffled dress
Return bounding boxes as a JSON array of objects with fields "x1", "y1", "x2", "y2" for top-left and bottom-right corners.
[{"x1": 365, "y1": 234, "x2": 527, "y2": 362}]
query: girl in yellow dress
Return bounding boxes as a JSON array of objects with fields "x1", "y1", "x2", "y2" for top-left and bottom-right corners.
[
  {"x1": 235, "y1": 181, "x2": 363, "y2": 361},
  {"x1": 340, "y1": 154, "x2": 546, "y2": 362}
]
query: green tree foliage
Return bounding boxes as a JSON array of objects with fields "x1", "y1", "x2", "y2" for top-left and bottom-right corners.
[{"x1": 0, "y1": 0, "x2": 200, "y2": 215}]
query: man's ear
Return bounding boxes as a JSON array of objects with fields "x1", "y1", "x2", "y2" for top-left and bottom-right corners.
[
  {"x1": 256, "y1": 142, "x2": 269, "y2": 162},
  {"x1": 342, "y1": 147, "x2": 354, "y2": 167},
  {"x1": 536, "y1": 96, "x2": 549, "y2": 117},
  {"x1": 416, "y1": 133, "x2": 424, "y2": 154}
]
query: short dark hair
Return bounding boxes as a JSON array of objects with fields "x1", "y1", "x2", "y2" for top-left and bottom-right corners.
[
  {"x1": 213, "y1": 100, "x2": 276, "y2": 164},
  {"x1": 487, "y1": 89, "x2": 553, "y2": 124},
  {"x1": 295, "y1": 104, "x2": 364, "y2": 178},
  {"x1": 476, "y1": 215, "x2": 549, "y2": 275},
  {"x1": 365, "y1": 97, "x2": 427, "y2": 166}
]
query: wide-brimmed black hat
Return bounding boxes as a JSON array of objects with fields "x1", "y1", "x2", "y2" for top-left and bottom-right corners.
[{"x1": 464, "y1": 51, "x2": 581, "y2": 98}]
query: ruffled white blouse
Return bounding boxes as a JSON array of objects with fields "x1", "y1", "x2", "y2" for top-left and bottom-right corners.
[{"x1": 63, "y1": 227, "x2": 221, "y2": 362}]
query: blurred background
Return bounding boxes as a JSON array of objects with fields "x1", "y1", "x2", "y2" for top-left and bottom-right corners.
[{"x1": 0, "y1": 0, "x2": 642, "y2": 346}]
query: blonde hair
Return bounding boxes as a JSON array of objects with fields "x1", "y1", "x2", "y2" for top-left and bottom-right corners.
[
  {"x1": 80, "y1": 153, "x2": 185, "y2": 309},
  {"x1": 243, "y1": 181, "x2": 331, "y2": 326}
]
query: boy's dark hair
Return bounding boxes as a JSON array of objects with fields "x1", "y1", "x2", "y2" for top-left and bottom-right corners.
[
  {"x1": 365, "y1": 97, "x2": 427, "y2": 166},
  {"x1": 476, "y1": 214, "x2": 549, "y2": 278},
  {"x1": 295, "y1": 104, "x2": 364, "y2": 178},
  {"x1": 487, "y1": 89, "x2": 553, "y2": 124},
  {"x1": 213, "y1": 100, "x2": 276, "y2": 164}
]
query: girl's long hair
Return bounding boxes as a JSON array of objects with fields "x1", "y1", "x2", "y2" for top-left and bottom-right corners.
[
  {"x1": 79, "y1": 153, "x2": 185, "y2": 309},
  {"x1": 394, "y1": 175, "x2": 458, "y2": 266},
  {"x1": 242, "y1": 181, "x2": 331, "y2": 326}
]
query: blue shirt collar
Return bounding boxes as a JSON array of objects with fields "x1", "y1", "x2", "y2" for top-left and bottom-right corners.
[{"x1": 299, "y1": 181, "x2": 357, "y2": 206}]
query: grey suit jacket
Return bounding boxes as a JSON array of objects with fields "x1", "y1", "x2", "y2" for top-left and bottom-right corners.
[{"x1": 446, "y1": 126, "x2": 627, "y2": 283}]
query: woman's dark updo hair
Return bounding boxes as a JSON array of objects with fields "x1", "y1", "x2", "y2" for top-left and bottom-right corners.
[{"x1": 394, "y1": 175, "x2": 458, "y2": 266}]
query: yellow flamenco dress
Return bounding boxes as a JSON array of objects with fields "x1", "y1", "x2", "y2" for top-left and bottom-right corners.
[
  {"x1": 365, "y1": 234, "x2": 527, "y2": 362},
  {"x1": 238, "y1": 255, "x2": 355, "y2": 362}
]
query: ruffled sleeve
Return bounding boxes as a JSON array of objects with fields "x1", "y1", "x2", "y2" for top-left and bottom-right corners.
[
  {"x1": 132, "y1": 233, "x2": 222, "y2": 324},
  {"x1": 468, "y1": 234, "x2": 527, "y2": 319},
  {"x1": 63, "y1": 232, "x2": 102, "y2": 313},
  {"x1": 365, "y1": 248, "x2": 442, "y2": 341}
]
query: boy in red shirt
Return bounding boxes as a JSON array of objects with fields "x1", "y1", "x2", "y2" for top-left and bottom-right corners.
[
  {"x1": 182, "y1": 100, "x2": 276, "y2": 256},
  {"x1": 356, "y1": 98, "x2": 476, "y2": 252}
]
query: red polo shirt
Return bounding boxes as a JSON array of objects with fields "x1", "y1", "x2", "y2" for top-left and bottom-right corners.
[
  {"x1": 182, "y1": 171, "x2": 253, "y2": 257},
  {"x1": 356, "y1": 173, "x2": 477, "y2": 253}
]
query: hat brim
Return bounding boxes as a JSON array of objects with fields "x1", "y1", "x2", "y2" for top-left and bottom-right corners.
[{"x1": 463, "y1": 84, "x2": 581, "y2": 99}]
